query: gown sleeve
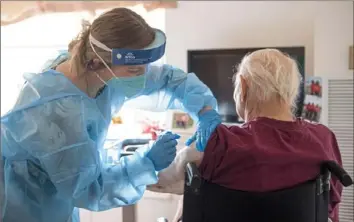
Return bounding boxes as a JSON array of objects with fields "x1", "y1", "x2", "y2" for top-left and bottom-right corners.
[
  {"x1": 1, "y1": 96, "x2": 158, "y2": 212},
  {"x1": 161, "y1": 64, "x2": 218, "y2": 119},
  {"x1": 122, "y1": 64, "x2": 218, "y2": 120}
]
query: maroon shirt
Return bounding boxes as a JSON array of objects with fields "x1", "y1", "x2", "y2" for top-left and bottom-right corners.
[{"x1": 199, "y1": 117, "x2": 343, "y2": 222}]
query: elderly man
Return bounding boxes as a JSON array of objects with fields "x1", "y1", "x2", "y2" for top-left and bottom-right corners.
[{"x1": 149, "y1": 49, "x2": 343, "y2": 222}]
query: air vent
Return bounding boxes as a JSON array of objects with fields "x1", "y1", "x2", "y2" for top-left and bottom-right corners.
[{"x1": 328, "y1": 79, "x2": 353, "y2": 222}]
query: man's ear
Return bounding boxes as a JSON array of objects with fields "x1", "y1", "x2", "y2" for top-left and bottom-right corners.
[{"x1": 240, "y1": 75, "x2": 248, "y2": 102}]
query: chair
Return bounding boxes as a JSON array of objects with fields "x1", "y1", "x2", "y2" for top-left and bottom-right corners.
[{"x1": 181, "y1": 161, "x2": 353, "y2": 222}]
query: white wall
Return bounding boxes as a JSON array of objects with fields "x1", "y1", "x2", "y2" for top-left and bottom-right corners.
[
  {"x1": 165, "y1": 1, "x2": 317, "y2": 75},
  {"x1": 313, "y1": 1, "x2": 353, "y2": 127},
  {"x1": 314, "y1": 1, "x2": 354, "y2": 77},
  {"x1": 165, "y1": 1, "x2": 354, "y2": 78}
]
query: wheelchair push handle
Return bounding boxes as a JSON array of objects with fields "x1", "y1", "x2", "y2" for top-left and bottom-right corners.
[{"x1": 323, "y1": 161, "x2": 353, "y2": 187}]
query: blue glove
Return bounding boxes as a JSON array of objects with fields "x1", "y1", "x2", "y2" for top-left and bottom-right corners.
[
  {"x1": 185, "y1": 109, "x2": 222, "y2": 151},
  {"x1": 147, "y1": 131, "x2": 180, "y2": 171}
]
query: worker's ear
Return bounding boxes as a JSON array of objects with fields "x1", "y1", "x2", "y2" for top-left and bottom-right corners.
[{"x1": 87, "y1": 58, "x2": 102, "y2": 71}]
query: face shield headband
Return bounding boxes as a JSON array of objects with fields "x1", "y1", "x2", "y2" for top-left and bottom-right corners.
[{"x1": 88, "y1": 29, "x2": 166, "y2": 66}]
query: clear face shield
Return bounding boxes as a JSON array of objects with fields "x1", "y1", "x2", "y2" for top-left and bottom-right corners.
[
  {"x1": 88, "y1": 29, "x2": 167, "y2": 98},
  {"x1": 89, "y1": 29, "x2": 166, "y2": 81}
]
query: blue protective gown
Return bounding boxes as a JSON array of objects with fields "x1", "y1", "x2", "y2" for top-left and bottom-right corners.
[{"x1": 0, "y1": 53, "x2": 217, "y2": 222}]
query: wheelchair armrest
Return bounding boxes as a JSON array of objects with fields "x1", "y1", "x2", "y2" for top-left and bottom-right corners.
[
  {"x1": 322, "y1": 161, "x2": 353, "y2": 187},
  {"x1": 185, "y1": 162, "x2": 202, "y2": 190},
  {"x1": 119, "y1": 140, "x2": 150, "y2": 157},
  {"x1": 121, "y1": 139, "x2": 151, "y2": 147},
  {"x1": 120, "y1": 152, "x2": 135, "y2": 157},
  {"x1": 124, "y1": 145, "x2": 140, "y2": 152}
]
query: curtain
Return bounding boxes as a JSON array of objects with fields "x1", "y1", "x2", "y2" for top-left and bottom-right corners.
[{"x1": 1, "y1": 1, "x2": 177, "y2": 26}]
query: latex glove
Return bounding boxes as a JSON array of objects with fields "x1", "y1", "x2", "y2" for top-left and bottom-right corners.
[
  {"x1": 147, "y1": 131, "x2": 180, "y2": 171},
  {"x1": 185, "y1": 109, "x2": 221, "y2": 151}
]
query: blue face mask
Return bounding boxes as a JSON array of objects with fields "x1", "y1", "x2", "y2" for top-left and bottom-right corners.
[{"x1": 108, "y1": 74, "x2": 146, "y2": 98}]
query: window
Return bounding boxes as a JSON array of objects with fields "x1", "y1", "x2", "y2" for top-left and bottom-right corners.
[{"x1": 1, "y1": 5, "x2": 165, "y2": 115}]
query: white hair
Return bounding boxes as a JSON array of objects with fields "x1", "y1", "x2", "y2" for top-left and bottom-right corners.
[{"x1": 233, "y1": 48, "x2": 302, "y2": 112}]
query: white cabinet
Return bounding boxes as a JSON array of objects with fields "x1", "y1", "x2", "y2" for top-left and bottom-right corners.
[
  {"x1": 91, "y1": 208, "x2": 123, "y2": 222},
  {"x1": 80, "y1": 208, "x2": 122, "y2": 222},
  {"x1": 80, "y1": 193, "x2": 179, "y2": 222},
  {"x1": 79, "y1": 209, "x2": 92, "y2": 222},
  {"x1": 137, "y1": 192, "x2": 179, "y2": 222}
]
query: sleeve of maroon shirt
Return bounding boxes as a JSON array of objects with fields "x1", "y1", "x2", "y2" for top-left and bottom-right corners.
[
  {"x1": 198, "y1": 125, "x2": 226, "y2": 180},
  {"x1": 198, "y1": 124, "x2": 243, "y2": 182},
  {"x1": 328, "y1": 132, "x2": 343, "y2": 222}
]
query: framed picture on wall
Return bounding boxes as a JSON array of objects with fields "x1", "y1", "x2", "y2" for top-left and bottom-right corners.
[
  {"x1": 305, "y1": 76, "x2": 322, "y2": 98},
  {"x1": 166, "y1": 111, "x2": 196, "y2": 134},
  {"x1": 302, "y1": 76, "x2": 323, "y2": 123}
]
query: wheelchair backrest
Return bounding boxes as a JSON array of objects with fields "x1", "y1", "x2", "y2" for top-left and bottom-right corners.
[{"x1": 181, "y1": 161, "x2": 351, "y2": 222}]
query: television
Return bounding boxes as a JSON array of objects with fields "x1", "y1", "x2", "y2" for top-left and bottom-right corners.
[{"x1": 188, "y1": 47, "x2": 305, "y2": 123}]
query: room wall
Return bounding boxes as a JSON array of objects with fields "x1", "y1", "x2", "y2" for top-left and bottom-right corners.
[
  {"x1": 165, "y1": 1, "x2": 317, "y2": 75},
  {"x1": 313, "y1": 1, "x2": 353, "y2": 127},
  {"x1": 165, "y1": 1, "x2": 353, "y2": 77},
  {"x1": 314, "y1": 1, "x2": 354, "y2": 77}
]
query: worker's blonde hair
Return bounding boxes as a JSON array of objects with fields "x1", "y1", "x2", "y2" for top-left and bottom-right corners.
[
  {"x1": 233, "y1": 48, "x2": 302, "y2": 115},
  {"x1": 68, "y1": 7, "x2": 155, "y2": 75}
]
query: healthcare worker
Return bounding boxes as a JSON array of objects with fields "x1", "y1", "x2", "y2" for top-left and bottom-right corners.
[{"x1": 0, "y1": 7, "x2": 221, "y2": 222}]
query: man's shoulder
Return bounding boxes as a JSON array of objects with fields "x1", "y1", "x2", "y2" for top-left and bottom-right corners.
[{"x1": 302, "y1": 119, "x2": 333, "y2": 135}]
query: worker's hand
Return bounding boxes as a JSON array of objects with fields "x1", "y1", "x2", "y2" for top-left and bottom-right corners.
[
  {"x1": 147, "y1": 131, "x2": 180, "y2": 171},
  {"x1": 185, "y1": 109, "x2": 221, "y2": 151}
]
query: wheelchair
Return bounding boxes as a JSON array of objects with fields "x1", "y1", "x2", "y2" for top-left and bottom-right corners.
[{"x1": 181, "y1": 161, "x2": 353, "y2": 222}]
